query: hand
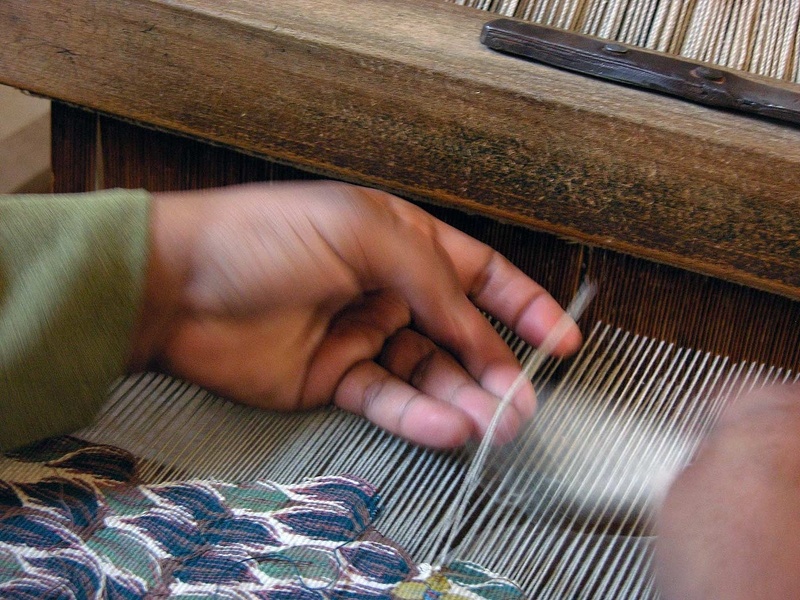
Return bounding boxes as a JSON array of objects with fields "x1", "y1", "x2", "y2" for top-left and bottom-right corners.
[
  {"x1": 654, "y1": 383, "x2": 800, "y2": 599},
  {"x1": 129, "y1": 181, "x2": 581, "y2": 448}
]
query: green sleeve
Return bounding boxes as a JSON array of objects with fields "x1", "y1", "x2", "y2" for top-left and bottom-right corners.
[{"x1": 0, "y1": 189, "x2": 151, "y2": 451}]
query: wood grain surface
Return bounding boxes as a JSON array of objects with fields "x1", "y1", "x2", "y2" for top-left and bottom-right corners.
[{"x1": 2, "y1": 0, "x2": 799, "y2": 298}]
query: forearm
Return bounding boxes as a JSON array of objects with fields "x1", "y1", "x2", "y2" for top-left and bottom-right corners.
[
  {"x1": 655, "y1": 383, "x2": 800, "y2": 599},
  {"x1": 0, "y1": 189, "x2": 150, "y2": 450}
]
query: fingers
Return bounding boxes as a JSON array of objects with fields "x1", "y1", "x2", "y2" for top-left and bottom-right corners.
[
  {"x1": 380, "y1": 328, "x2": 535, "y2": 442},
  {"x1": 377, "y1": 192, "x2": 582, "y2": 359},
  {"x1": 322, "y1": 187, "x2": 577, "y2": 447},
  {"x1": 333, "y1": 328, "x2": 536, "y2": 448},
  {"x1": 467, "y1": 251, "x2": 583, "y2": 357},
  {"x1": 334, "y1": 360, "x2": 474, "y2": 448},
  {"x1": 421, "y1": 214, "x2": 582, "y2": 357},
  {"x1": 300, "y1": 291, "x2": 411, "y2": 406}
]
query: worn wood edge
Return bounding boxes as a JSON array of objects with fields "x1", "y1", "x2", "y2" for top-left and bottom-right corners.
[{"x1": 2, "y1": 0, "x2": 799, "y2": 299}]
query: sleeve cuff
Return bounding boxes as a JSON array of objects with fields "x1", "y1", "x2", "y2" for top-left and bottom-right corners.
[{"x1": 0, "y1": 189, "x2": 151, "y2": 450}]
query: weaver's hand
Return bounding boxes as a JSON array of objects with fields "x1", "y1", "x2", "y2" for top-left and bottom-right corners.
[
  {"x1": 654, "y1": 383, "x2": 800, "y2": 599},
  {"x1": 129, "y1": 182, "x2": 581, "y2": 448}
]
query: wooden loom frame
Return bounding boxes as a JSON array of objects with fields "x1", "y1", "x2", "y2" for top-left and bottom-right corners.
[{"x1": 3, "y1": 0, "x2": 800, "y2": 299}]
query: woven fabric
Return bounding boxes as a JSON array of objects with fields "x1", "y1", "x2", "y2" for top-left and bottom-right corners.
[{"x1": 0, "y1": 437, "x2": 524, "y2": 599}]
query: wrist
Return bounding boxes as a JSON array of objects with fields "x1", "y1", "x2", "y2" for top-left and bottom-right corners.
[{"x1": 127, "y1": 191, "x2": 194, "y2": 372}]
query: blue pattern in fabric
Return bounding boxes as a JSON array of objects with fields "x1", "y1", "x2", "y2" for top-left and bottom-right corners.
[
  {"x1": 151, "y1": 483, "x2": 229, "y2": 520},
  {"x1": 341, "y1": 541, "x2": 413, "y2": 584},
  {"x1": 174, "y1": 553, "x2": 261, "y2": 584},
  {"x1": 0, "y1": 513, "x2": 73, "y2": 548},
  {"x1": 18, "y1": 478, "x2": 101, "y2": 528},
  {"x1": 0, "y1": 436, "x2": 525, "y2": 599}
]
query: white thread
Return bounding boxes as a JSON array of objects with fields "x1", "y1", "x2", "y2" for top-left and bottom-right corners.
[{"x1": 431, "y1": 281, "x2": 596, "y2": 566}]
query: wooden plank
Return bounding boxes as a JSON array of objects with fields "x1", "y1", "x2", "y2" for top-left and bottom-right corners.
[
  {"x1": 98, "y1": 111, "x2": 320, "y2": 192},
  {"x1": 1, "y1": 0, "x2": 799, "y2": 298}
]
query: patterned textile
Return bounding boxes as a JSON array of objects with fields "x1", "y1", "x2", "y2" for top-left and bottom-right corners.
[{"x1": 0, "y1": 437, "x2": 524, "y2": 599}]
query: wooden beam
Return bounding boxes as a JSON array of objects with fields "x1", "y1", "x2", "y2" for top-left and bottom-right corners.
[{"x1": 2, "y1": 0, "x2": 799, "y2": 298}]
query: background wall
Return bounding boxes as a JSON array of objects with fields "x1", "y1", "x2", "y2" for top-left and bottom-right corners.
[{"x1": 0, "y1": 84, "x2": 51, "y2": 193}]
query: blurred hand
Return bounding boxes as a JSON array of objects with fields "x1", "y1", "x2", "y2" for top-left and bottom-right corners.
[
  {"x1": 129, "y1": 181, "x2": 581, "y2": 448},
  {"x1": 655, "y1": 383, "x2": 800, "y2": 599}
]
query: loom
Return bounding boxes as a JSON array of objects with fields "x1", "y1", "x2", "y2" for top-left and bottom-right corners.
[{"x1": 2, "y1": 0, "x2": 799, "y2": 597}]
